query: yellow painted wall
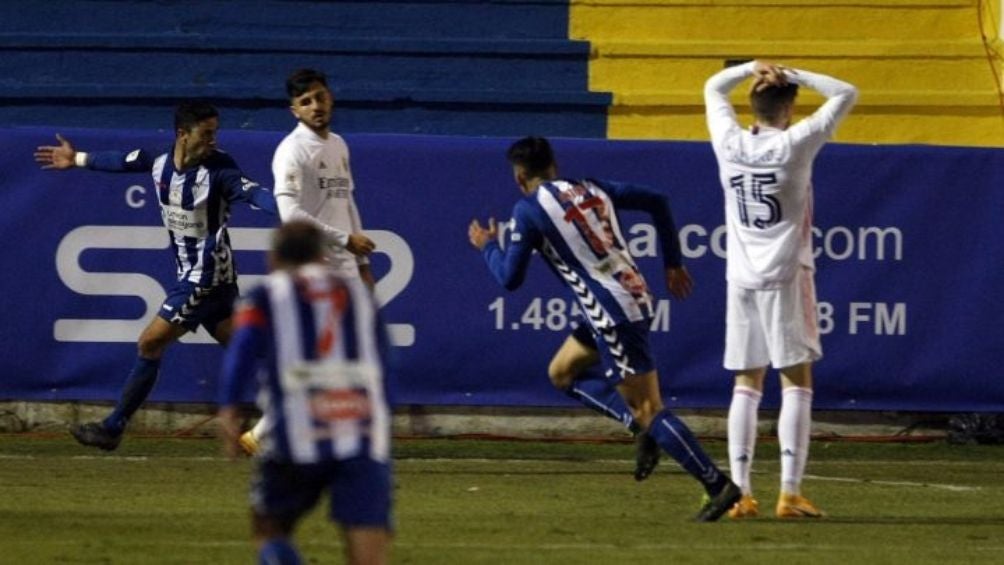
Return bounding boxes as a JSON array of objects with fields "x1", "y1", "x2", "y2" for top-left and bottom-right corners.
[{"x1": 571, "y1": 0, "x2": 1004, "y2": 146}]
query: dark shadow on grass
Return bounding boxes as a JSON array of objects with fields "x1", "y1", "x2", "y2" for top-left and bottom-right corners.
[
  {"x1": 398, "y1": 468, "x2": 692, "y2": 477},
  {"x1": 818, "y1": 516, "x2": 1004, "y2": 526}
]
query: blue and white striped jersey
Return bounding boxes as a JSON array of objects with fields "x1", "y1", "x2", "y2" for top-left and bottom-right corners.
[
  {"x1": 481, "y1": 178, "x2": 683, "y2": 329},
  {"x1": 85, "y1": 148, "x2": 278, "y2": 287},
  {"x1": 219, "y1": 264, "x2": 392, "y2": 464}
]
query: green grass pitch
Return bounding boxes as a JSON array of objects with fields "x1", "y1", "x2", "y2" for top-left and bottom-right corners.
[{"x1": 1, "y1": 435, "x2": 1001, "y2": 564}]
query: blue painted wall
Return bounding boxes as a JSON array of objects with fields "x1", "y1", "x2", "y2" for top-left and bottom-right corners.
[{"x1": 0, "y1": 0, "x2": 609, "y2": 136}]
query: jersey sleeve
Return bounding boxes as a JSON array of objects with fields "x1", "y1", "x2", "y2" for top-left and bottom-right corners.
[
  {"x1": 218, "y1": 290, "x2": 269, "y2": 407},
  {"x1": 481, "y1": 199, "x2": 542, "y2": 290},
  {"x1": 785, "y1": 68, "x2": 859, "y2": 150},
  {"x1": 84, "y1": 148, "x2": 156, "y2": 172},
  {"x1": 214, "y1": 154, "x2": 279, "y2": 215},
  {"x1": 348, "y1": 193, "x2": 370, "y2": 267},
  {"x1": 272, "y1": 143, "x2": 351, "y2": 248},
  {"x1": 343, "y1": 140, "x2": 370, "y2": 265},
  {"x1": 594, "y1": 179, "x2": 683, "y2": 268},
  {"x1": 704, "y1": 61, "x2": 755, "y2": 145}
]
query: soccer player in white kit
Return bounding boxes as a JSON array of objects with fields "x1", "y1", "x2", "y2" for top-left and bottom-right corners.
[
  {"x1": 704, "y1": 60, "x2": 857, "y2": 518},
  {"x1": 241, "y1": 69, "x2": 377, "y2": 455}
]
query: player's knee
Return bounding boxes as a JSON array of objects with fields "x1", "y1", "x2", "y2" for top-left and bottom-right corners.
[
  {"x1": 622, "y1": 396, "x2": 661, "y2": 428},
  {"x1": 252, "y1": 513, "x2": 294, "y2": 543},
  {"x1": 547, "y1": 362, "x2": 574, "y2": 391},
  {"x1": 136, "y1": 335, "x2": 170, "y2": 359}
]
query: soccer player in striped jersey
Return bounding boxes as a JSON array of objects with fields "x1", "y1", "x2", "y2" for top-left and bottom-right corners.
[
  {"x1": 704, "y1": 60, "x2": 857, "y2": 519},
  {"x1": 219, "y1": 221, "x2": 393, "y2": 565},
  {"x1": 240, "y1": 68, "x2": 377, "y2": 456},
  {"x1": 468, "y1": 136, "x2": 741, "y2": 521},
  {"x1": 34, "y1": 101, "x2": 279, "y2": 451}
]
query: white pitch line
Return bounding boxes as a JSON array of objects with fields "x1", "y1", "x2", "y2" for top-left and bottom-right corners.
[{"x1": 803, "y1": 473, "x2": 980, "y2": 492}]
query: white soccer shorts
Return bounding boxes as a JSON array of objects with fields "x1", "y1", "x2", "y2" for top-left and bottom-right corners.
[{"x1": 724, "y1": 267, "x2": 822, "y2": 371}]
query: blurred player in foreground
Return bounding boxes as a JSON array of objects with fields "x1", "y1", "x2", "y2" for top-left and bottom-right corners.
[
  {"x1": 219, "y1": 220, "x2": 393, "y2": 565},
  {"x1": 34, "y1": 101, "x2": 278, "y2": 451},
  {"x1": 704, "y1": 60, "x2": 857, "y2": 519},
  {"x1": 468, "y1": 136, "x2": 740, "y2": 521},
  {"x1": 240, "y1": 68, "x2": 377, "y2": 456}
]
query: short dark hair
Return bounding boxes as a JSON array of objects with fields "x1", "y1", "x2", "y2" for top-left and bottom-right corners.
[
  {"x1": 506, "y1": 136, "x2": 555, "y2": 178},
  {"x1": 286, "y1": 68, "x2": 329, "y2": 99},
  {"x1": 750, "y1": 83, "x2": 799, "y2": 123},
  {"x1": 174, "y1": 101, "x2": 218, "y2": 133},
  {"x1": 272, "y1": 220, "x2": 325, "y2": 266}
]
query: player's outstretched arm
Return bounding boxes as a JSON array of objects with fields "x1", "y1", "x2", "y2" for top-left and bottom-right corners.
[{"x1": 34, "y1": 134, "x2": 79, "y2": 170}]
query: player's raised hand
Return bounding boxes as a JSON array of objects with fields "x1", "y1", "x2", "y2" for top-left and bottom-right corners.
[
  {"x1": 346, "y1": 233, "x2": 376, "y2": 256},
  {"x1": 468, "y1": 217, "x2": 497, "y2": 250},
  {"x1": 665, "y1": 266, "x2": 694, "y2": 300},
  {"x1": 34, "y1": 134, "x2": 77, "y2": 170}
]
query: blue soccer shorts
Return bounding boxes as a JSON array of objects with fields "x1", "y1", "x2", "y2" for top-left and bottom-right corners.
[
  {"x1": 250, "y1": 457, "x2": 393, "y2": 529},
  {"x1": 157, "y1": 281, "x2": 238, "y2": 333},
  {"x1": 571, "y1": 319, "x2": 656, "y2": 382}
]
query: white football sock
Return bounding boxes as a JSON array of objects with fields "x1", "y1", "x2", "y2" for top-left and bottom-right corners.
[
  {"x1": 250, "y1": 413, "x2": 270, "y2": 441},
  {"x1": 728, "y1": 385, "x2": 762, "y2": 496},
  {"x1": 778, "y1": 386, "x2": 813, "y2": 495}
]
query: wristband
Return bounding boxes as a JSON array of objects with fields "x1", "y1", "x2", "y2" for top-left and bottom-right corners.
[{"x1": 74, "y1": 152, "x2": 89, "y2": 168}]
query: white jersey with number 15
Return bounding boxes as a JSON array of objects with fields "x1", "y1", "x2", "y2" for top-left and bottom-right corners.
[{"x1": 705, "y1": 62, "x2": 857, "y2": 290}]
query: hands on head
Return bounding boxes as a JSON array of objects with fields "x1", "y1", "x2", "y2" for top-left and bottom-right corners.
[{"x1": 751, "y1": 60, "x2": 792, "y2": 93}]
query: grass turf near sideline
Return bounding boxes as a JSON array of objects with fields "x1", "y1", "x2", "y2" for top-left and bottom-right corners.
[{"x1": 0, "y1": 435, "x2": 1001, "y2": 564}]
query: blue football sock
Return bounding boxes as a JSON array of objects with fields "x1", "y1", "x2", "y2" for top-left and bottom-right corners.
[
  {"x1": 648, "y1": 408, "x2": 728, "y2": 495},
  {"x1": 102, "y1": 356, "x2": 161, "y2": 435},
  {"x1": 259, "y1": 539, "x2": 302, "y2": 565},
  {"x1": 565, "y1": 370, "x2": 635, "y2": 430}
]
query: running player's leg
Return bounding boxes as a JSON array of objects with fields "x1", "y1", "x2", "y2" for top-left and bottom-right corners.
[
  {"x1": 204, "y1": 283, "x2": 270, "y2": 455},
  {"x1": 618, "y1": 372, "x2": 727, "y2": 492},
  {"x1": 204, "y1": 283, "x2": 240, "y2": 346},
  {"x1": 559, "y1": 322, "x2": 660, "y2": 479},
  {"x1": 104, "y1": 316, "x2": 188, "y2": 432},
  {"x1": 69, "y1": 315, "x2": 188, "y2": 450},
  {"x1": 331, "y1": 458, "x2": 393, "y2": 565},
  {"x1": 548, "y1": 329, "x2": 635, "y2": 430},
  {"x1": 71, "y1": 283, "x2": 228, "y2": 450},
  {"x1": 251, "y1": 460, "x2": 324, "y2": 565},
  {"x1": 108, "y1": 283, "x2": 230, "y2": 431},
  {"x1": 343, "y1": 528, "x2": 391, "y2": 565},
  {"x1": 617, "y1": 371, "x2": 740, "y2": 520}
]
